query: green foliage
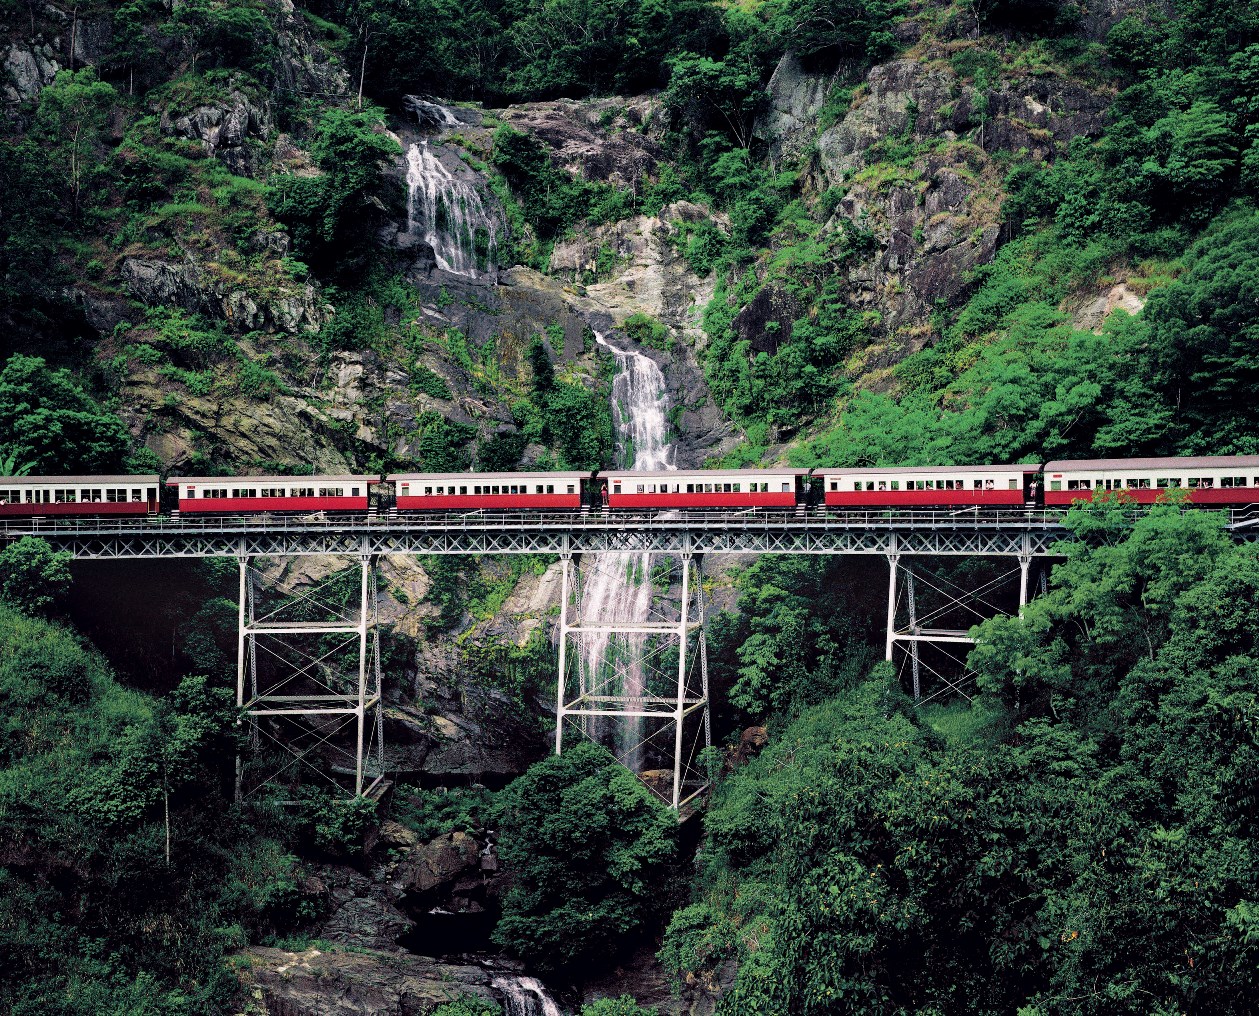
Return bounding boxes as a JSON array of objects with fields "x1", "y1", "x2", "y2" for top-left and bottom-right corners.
[
  {"x1": 622, "y1": 312, "x2": 670, "y2": 350},
  {"x1": 269, "y1": 107, "x2": 400, "y2": 272},
  {"x1": 489, "y1": 127, "x2": 641, "y2": 263},
  {"x1": 307, "y1": 0, "x2": 719, "y2": 104},
  {"x1": 431, "y1": 998, "x2": 502, "y2": 1016},
  {"x1": 288, "y1": 788, "x2": 378, "y2": 858},
  {"x1": 0, "y1": 538, "x2": 73, "y2": 618},
  {"x1": 582, "y1": 997, "x2": 656, "y2": 1016},
  {"x1": 391, "y1": 786, "x2": 493, "y2": 842},
  {"x1": 0, "y1": 355, "x2": 130, "y2": 473},
  {"x1": 722, "y1": 557, "x2": 878, "y2": 719},
  {"x1": 493, "y1": 741, "x2": 678, "y2": 974},
  {"x1": 0, "y1": 604, "x2": 303, "y2": 1013},
  {"x1": 412, "y1": 363, "x2": 453, "y2": 399},
  {"x1": 515, "y1": 336, "x2": 613, "y2": 469},
  {"x1": 669, "y1": 507, "x2": 1259, "y2": 1012}
]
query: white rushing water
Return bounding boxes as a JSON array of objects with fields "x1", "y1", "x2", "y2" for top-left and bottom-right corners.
[
  {"x1": 492, "y1": 974, "x2": 564, "y2": 1016},
  {"x1": 405, "y1": 140, "x2": 499, "y2": 277},
  {"x1": 581, "y1": 334, "x2": 676, "y2": 771}
]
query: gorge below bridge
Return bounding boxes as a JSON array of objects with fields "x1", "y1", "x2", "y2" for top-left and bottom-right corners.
[{"x1": 7, "y1": 507, "x2": 1255, "y2": 809}]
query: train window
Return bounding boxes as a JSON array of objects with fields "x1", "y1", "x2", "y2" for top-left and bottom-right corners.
[
  {"x1": 723, "y1": 483, "x2": 732, "y2": 493},
  {"x1": 1222, "y1": 476, "x2": 1246, "y2": 488},
  {"x1": 1067, "y1": 480, "x2": 1081, "y2": 490},
  {"x1": 132, "y1": 489, "x2": 142, "y2": 501},
  {"x1": 648, "y1": 484, "x2": 656, "y2": 493},
  {"x1": 853, "y1": 482, "x2": 861, "y2": 491},
  {"x1": 566, "y1": 484, "x2": 575, "y2": 494},
  {"x1": 232, "y1": 488, "x2": 257, "y2": 499},
  {"x1": 758, "y1": 483, "x2": 767, "y2": 492},
  {"x1": 352, "y1": 487, "x2": 360, "y2": 496},
  {"x1": 472, "y1": 486, "x2": 481, "y2": 494},
  {"x1": 294, "y1": 487, "x2": 314, "y2": 497},
  {"x1": 424, "y1": 487, "x2": 433, "y2": 495},
  {"x1": 890, "y1": 481, "x2": 900, "y2": 490},
  {"x1": 544, "y1": 485, "x2": 552, "y2": 494},
  {"x1": 686, "y1": 483, "x2": 694, "y2": 493},
  {"x1": 203, "y1": 488, "x2": 229, "y2": 499},
  {"x1": 636, "y1": 485, "x2": 645, "y2": 494},
  {"x1": 0, "y1": 490, "x2": 18, "y2": 503},
  {"x1": 492, "y1": 486, "x2": 501, "y2": 494},
  {"x1": 1156, "y1": 478, "x2": 1181, "y2": 488},
  {"x1": 617, "y1": 484, "x2": 624, "y2": 494},
  {"x1": 1008, "y1": 480, "x2": 1018, "y2": 490},
  {"x1": 781, "y1": 483, "x2": 790, "y2": 492},
  {"x1": 730, "y1": 483, "x2": 739, "y2": 492},
  {"x1": 533, "y1": 485, "x2": 541, "y2": 494},
  {"x1": 1050, "y1": 481, "x2": 1062, "y2": 491},
  {"x1": 54, "y1": 489, "x2": 74, "y2": 503},
  {"x1": 1189, "y1": 477, "x2": 1214, "y2": 488},
  {"x1": 944, "y1": 480, "x2": 954, "y2": 490}
]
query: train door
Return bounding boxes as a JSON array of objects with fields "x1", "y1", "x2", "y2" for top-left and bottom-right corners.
[
  {"x1": 147, "y1": 487, "x2": 158, "y2": 514},
  {"x1": 1025, "y1": 471, "x2": 1044, "y2": 507}
]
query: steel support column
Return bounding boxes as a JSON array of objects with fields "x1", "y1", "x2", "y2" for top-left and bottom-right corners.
[{"x1": 235, "y1": 555, "x2": 385, "y2": 798}]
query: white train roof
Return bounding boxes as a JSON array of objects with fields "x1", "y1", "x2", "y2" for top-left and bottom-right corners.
[
  {"x1": 1, "y1": 474, "x2": 160, "y2": 485},
  {"x1": 168, "y1": 474, "x2": 379, "y2": 484},
  {"x1": 597, "y1": 468, "x2": 807, "y2": 478},
  {"x1": 820, "y1": 463, "x2": 1038, "y2": 475},
  {"x1": 1045, "y1": 455, "x2": 1259, "y2": 472},
  {"x1": 389, "y1": 471, "x2": 590, "y2": 481}
]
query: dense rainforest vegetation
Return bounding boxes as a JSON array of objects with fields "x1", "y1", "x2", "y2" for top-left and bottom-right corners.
[{"x1": 4, "y1": 0, "x2": 1259, "y2": 1011}]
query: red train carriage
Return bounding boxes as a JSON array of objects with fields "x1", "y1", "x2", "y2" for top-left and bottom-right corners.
[
  {"x1": 168, "y1": 475, "x2": 376, "y2": 513},
  {"x1": 822, "y1": 464, "x2": 1039, "y2": 508},
  {"x1": 391, "y1": 472, "x2": 589, "y2": 511},
  {"x1": 597, "y1": 469, "x2": 807, "y2": 509},
  {"x1": 0, "y1": 475, "x2": 160, "y2": 516},
  {"x1": 1044, "y1": 456, "x2": 1259, "y2": 506}
]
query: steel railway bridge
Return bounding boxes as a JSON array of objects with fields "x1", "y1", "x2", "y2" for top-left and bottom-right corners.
[{"x1": 6, "y1": 507, "x2": 1243, "y2": 808}]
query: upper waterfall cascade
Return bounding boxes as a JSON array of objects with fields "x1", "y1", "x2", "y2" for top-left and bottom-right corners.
[{"x1": 403, "y1": 99, "x2": 499, "y2": 279}]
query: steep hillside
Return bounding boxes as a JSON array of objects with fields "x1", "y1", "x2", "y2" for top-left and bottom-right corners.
[{"x1": 6, "y1": 0, "x2": 1259, "y2": 1011}]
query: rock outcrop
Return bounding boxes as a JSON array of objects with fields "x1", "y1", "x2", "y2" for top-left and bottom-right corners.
[
  {"x1": 120, "y1": 257, "x2": 326, "y2": 334},
  {"x1": 236, "y1": 946, "x2": 501, "y2": 1015}
]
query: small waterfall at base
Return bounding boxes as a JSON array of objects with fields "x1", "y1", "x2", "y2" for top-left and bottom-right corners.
[
  {"x1": 491, "y1": 974, "x2": 564, "y2": 1016},
  {"x1": 580, "y1": 333, "x2": 676, "y2": 772}
]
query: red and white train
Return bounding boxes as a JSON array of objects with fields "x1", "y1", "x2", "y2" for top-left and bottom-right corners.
[{"x1": 4, "y1": 455, "x2": 1259, "y2": 518}]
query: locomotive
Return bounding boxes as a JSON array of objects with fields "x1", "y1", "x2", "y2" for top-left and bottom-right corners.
[{"x1": 3, "y1": 455, "x2": 1259, "y2": 519}]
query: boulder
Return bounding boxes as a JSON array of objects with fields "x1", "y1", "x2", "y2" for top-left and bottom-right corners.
[{"x1": 393, "y1": 832, "x2": 480, "y2": 897}]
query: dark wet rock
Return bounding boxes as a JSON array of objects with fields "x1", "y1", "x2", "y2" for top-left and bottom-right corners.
[{"x1": 393, "y1": 832, "x2": 480, "y2": 898}]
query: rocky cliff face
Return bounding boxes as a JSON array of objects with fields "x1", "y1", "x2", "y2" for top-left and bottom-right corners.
[{"x1": 749, "y1": 41, "x2": 1111, "y2": 375}]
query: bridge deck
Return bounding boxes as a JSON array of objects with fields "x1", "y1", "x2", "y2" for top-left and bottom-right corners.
[{"x1": 0, "y1": 507, "x2": 1253, "y2": 559}]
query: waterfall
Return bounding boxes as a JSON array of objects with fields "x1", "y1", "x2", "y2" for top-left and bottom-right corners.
[
  {"x1": 580, "y1": 334, "x2": 676, "y2": 772},
  {"x1": 402, "y1": 98, "x2": 498, "y2": 279},
  {"x1": 492, "y1": 974, "x2": 564, "y2": 1016}
]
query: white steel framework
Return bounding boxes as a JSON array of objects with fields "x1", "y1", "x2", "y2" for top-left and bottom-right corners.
[
  {"x1": 236, "y1": 555, "x2": 385, "y2": 799},
  {"x1": 885, "y1": 543, "x2": 1035, "y2": 705},
  {"x1": 554, "y1": 551, "x2": 712, "y2": 810}
]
